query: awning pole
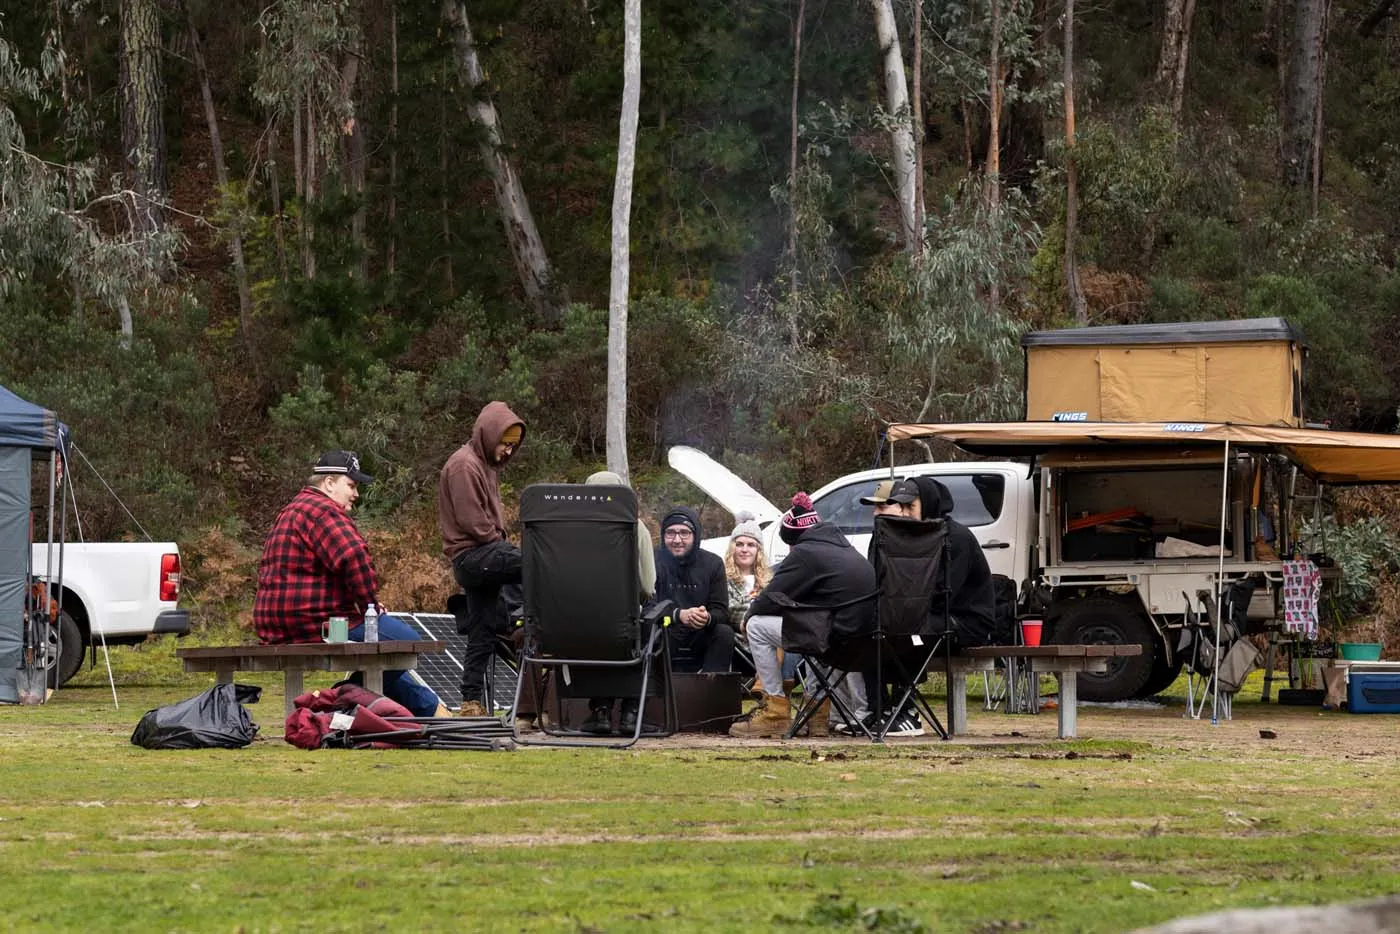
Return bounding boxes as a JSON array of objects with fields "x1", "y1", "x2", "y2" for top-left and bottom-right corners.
[{"x1": 1213, "y1": 440, "x2": 1230, "y2": 725}]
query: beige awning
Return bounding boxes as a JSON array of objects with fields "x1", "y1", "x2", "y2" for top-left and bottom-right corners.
[{"x1": 885, "y1": 421, "x2": 1400, "y2": 485}]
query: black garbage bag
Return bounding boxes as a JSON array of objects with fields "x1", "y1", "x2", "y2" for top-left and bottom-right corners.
[{"x1": 131, "y1": 683, "x2": 262, "y2": 749}]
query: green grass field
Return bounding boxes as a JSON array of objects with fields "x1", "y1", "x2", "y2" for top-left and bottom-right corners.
[{"x1": 2, "y1": 640, "x2": 1397, "y2": 932}]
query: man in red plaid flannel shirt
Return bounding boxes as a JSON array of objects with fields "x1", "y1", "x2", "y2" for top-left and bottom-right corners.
[{"x1": 254, "y1": 451, "x2": 446, "y2": 716}]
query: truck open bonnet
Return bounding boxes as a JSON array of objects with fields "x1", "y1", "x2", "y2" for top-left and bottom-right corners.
[{"x1": 666, "y1": 446, "x2": 782, "y2": 524}]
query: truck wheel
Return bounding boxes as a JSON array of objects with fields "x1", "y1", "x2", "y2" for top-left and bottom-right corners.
[
  {"x1": 45, "y1": 612, "x2": 85, "y2": 688},
  {"x1": 1053, "y1": 597, "x2": 1155, "y2": 702},
  {"x1": 1136, "y1": 650, "x2": 1184, "y2": 699}
]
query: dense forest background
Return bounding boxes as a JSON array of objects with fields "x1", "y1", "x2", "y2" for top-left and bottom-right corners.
[{"x1": 3, "y1": 0, "x2": 1400, "y2": 621}]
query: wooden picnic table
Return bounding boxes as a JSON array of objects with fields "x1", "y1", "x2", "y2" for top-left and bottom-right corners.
[
  {"x1": 176, "y1": 641, "x2": 445, "y2": 715},
  {"x1": 948, "y1": 644, "x2": 1144, "y2": 740}
]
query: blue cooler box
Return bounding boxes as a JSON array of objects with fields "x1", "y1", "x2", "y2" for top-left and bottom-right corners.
[{"x1": 1348, "y1": 672, "x2": 1400, "y2": 713}]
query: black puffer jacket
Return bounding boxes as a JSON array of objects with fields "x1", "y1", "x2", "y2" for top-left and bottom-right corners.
[
  {"x1": 654, "y1": 506, "x2": 729, "y2": 629},
  {"x1": 749, "y1": 523, "x2": 877, "y2": 638},
  {"x1": 912, "y1": 476, "x2": 996, "y2": 646}
]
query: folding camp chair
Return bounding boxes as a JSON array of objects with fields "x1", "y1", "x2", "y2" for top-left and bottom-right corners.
[
  {"x1": 1180, "y1": 580, "x2": 1260, "y2": 721},
  {"x1": 510, "y1": 483, "x2": 677, "y2": 748},
  {"x1": 865, "y1": 515, "x2": 953, "y2": 741},
  {"x1": 781, "y1": 592, "x2": 881, "y2": 740},
  {"x1": 786, "y1": 516, "x2": 954, "y2": 743}
]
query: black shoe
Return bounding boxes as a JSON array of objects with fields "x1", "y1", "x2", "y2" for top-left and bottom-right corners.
[
  {"x1": 618, "y1": 700, "x2": 640, "y2": 734},
  {"x1": 581, "y1": 704, "x2": 614, "y2": 735}
]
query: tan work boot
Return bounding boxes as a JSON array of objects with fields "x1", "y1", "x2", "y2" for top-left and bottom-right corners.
[
  {"x1": 458, "y1": 699, "x2": 488, "y2": 718},
  {"x1": 728, "y1": 694, "x2": 792, "y2": 738},
  {"x1": 796, "y1": 699, "x2": 830, "y2": 737},
  {"x1": 750, "y1": 674, "x2": 765, "y2": 697}
]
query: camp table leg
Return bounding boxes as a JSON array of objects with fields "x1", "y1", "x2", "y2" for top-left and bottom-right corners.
[
  {"x1": 362, "y1": 665, "x2": 385, "y2": 696},
  {"x1": 1057, "y1": 671, "x2": 1078, "y2": 739},
  {"x1": 215, "y1": 663, "x2": 235, "y2": 685},
  {"x1": 949, "y1": 669, "x2": 969, "y2": 735},
  {"x1": 283, "y1": 669, "x2": 304, "y2": 716}
]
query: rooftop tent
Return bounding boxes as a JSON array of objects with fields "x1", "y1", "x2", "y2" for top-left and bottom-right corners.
[
  {"x1": 0, "y1": 386, "x2": 68, "y2": 704},
  {"x1": 1021, "y1": 317, "x2": 1307, "y2": 427},
  {"x1": 885, "y1": 420, "x2": 1400, "y2": 485}
]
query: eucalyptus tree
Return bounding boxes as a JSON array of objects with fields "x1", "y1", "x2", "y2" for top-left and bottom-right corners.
[
  {"x1": 442, "y1": 0, "x2": 566, "y2": 327},
  {"x1": 885, "y1": 180, "x2": 1036, "y2": 429},
  {"x1": 1155, "y1": 0, "x2": 1197, "y2": 128},
  {"x1": 1062, "y1": 0, "x2": 1087, "y2": 324},
  {"x1": 0, "y1": 25, "x2": 177, "y2": 345},
  {"x1": 252, "y1": 0, "x2": 362, "y2": 279},
  {"x1": 1281, "y1": 0, "x2": 1331, "y2": 209},
  {"x1": 872, "y1": 0, "x2": 923, "y2": 253},
  {"x1": 606, "y1": 0, "x2": 641, "y2": 482},
  {"x1": 119, "y1": 0, "x2": 166, "y2": 242}
]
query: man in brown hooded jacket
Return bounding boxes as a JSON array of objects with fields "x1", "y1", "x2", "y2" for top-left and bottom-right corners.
[{"x1": 439, "y1": 401, "x2": 526, "y2": 716}]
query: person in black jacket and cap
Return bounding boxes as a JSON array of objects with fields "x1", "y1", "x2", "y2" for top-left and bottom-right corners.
[
  {"x1": 857, "y1": 475, "x2": 997, "y2": 736},
  {"x1": 730, "y1": 493, "x2": 877, "y2": 738},
  {"x1": 911, "y1": 476, "x2": 996, "y2": 648}
]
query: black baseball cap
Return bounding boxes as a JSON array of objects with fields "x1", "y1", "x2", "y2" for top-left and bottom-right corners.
[
  {"x1": 314, "y1": 450, "x2": 373, "y2": 485},
  {"x1": 859, "y1": 478, "x2": 918, "y2": 506}
]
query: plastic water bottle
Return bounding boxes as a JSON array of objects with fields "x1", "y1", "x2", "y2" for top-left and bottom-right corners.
[{"x1": 363, "y1": 603, "x2": 379, "y2": 643}]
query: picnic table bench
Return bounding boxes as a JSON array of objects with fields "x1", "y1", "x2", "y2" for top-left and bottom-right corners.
[
  {"x1": 947, "y1": 644, "x2": 1144, "y2": 739},
  {"x1": 176, "y1": 641, "x2": 445, "y2": 715}
]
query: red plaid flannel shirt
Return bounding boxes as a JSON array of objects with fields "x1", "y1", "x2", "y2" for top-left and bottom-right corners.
[{"x1": 254, "y1": 487, "x2": 379, "y2": 644}]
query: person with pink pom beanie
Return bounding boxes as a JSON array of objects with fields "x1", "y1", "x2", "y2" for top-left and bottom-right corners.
[{"x1": 729, "y1": 492, "x2": 877, "y2": 738}]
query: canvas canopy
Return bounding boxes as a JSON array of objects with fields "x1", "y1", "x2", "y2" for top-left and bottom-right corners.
[
  {"x1": 1022, "y1": 317, "x2": 1306, "y2": 427},
  {"x1": 885, "y1": 421, "x2": 1400, "y2": 486}
]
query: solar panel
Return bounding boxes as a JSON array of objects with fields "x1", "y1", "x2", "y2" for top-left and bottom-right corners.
[{"x1": 399, "y1": 613, "x2": 519, "y2": 713}]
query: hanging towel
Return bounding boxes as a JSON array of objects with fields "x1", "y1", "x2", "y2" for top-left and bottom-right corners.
[{"x1": 1281, "y1": 558, "x2": 1321, "y2": 639}]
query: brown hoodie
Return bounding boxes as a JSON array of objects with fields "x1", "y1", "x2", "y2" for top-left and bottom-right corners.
[{"x1": 438, "y1": 401, "x2": 526, "y2": 559}]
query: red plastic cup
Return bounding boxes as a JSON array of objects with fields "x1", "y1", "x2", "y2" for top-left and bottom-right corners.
[{"x1": 1020, "y1": 619, "x2": 1043, "y2": 647}]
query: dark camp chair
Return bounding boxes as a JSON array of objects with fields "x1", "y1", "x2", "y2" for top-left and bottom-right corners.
[
  {"x1": 510, "y1": 483, "x2": 677, "y2": 748},
  {"x1": 780, "y1": 592, "x2": 881, "y2": 740},
  {"x1": 863, "y1": 514, "x2": 953, "y2": 741}
]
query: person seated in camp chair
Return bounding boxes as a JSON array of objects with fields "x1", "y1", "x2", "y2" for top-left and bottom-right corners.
[
  {"x1": 653, "y1": 506, "x2": 734, "y2": 674},
  {"x1": 579, "y1": 470, "x2": 659, "y2": 735},
  {"x1": 254, "y1": 450, "x2": 449, "y2": 718},
  {"x1": 859, "y1": 475, "x2": 995, "y2": 736},
  {"x1": 730, "y1": 493, "x2": 876, "y2": 738}
]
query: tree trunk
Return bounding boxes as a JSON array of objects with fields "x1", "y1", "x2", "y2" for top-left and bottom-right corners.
[
  {"x1": 119, "y1": 0, "x2": 166, "y2": 240},
  {"x1": 388, "y1": 0, "x2": 399, "y2": 276},
  {"x1": 1063, "y1": 0, "x2": 1088, "y2": 325},
  {"x1": 606, "y1": 0, "x2": 641, "y2": 483},
  {"x1": 1155, "y1": 0, "x2": 1197, "y2": 126},
  {"x1": 185, "y1": 8, "x2": 259, "y2": 370},
  {"x1": 987, "y1": 0, "x2": 1003, "y2": 314},
  {"x1": 267, "y1": 120, "x2": 289, "y2": 281},
  {"x1": 871, "y1": 0, "x2": 922, "y2": 252},
  {"x1": 787, "y1": 0, "x2": 806, "y2": 283},
  {"x1": 304, "y1": 93, "x2": 318, "y2": 278},
  {"x1": 911, "y1": 0, "x2": 925, "y2": 257},
  {"x1": 439, "y1": 59, "x2": 454, "y2": 294},
  {"x1": 442, "y1": 0, "x2": 566, "y2": 325},
  {"x1": 1281, "y1": 0, "x2": 1329, "y2": 190},
  {"x1": 341, "y1": 20, "x2": 368, "y2": 281}
]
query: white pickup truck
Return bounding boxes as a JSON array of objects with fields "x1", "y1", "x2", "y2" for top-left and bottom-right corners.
[
  {"x1": 671, "y1": 446, "x2": 1292, "y2": 704},
  {"x1": 32, "y1": 542, "x2": 189, "y2": 685}
]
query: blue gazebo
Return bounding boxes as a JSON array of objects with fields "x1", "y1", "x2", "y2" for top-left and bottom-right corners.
[{"x1": 0, "y1": 385, "x2": 68, "y2": 704}]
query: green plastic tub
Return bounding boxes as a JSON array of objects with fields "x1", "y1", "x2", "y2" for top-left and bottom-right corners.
[{"x1": 1339, "y1": 642, "x2": 1384, "y2": 661}]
